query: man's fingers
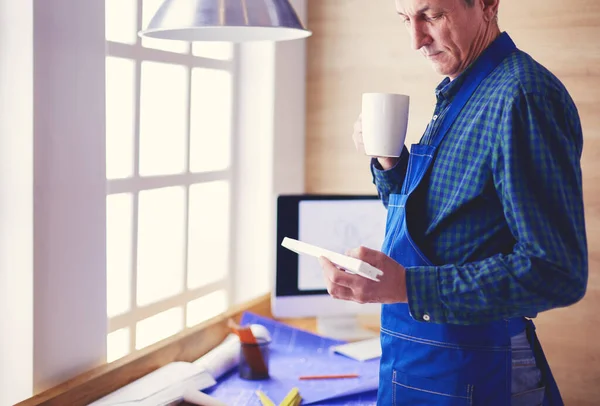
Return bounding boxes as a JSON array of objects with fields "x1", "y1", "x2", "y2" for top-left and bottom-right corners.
[
  {"x1": 354, "y1": 139, "x2": 363, "y2": 153},
  {"x1": 326, "y1": 283, "x2": 354, "y2": 301},
  {"x1": 319, "y1": 257, "x2": 359, "y2": 289},
  {"x1": 319, "y1": 257, "x2": 356, "y2": 300},
  {"x1": 352, "y1": 130, "x2": 363, "y2": 151},
  {"x1": 345, "y1": 246, "x2": 383, "y2": 268},
  {"x1": 353, "y1": 116, "x2": 362, "y2": 132},
  {"x1": 352, "y1": 113, "x2": 364, "y2": 153}
]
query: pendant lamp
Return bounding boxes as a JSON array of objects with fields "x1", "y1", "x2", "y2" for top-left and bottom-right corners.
[{"x1": 138, "y1": 0, "x2": 312, "y2": 42}]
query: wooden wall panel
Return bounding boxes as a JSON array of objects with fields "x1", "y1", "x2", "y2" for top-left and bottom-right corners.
[{"x1": 305, "y1": 1, "x2": 600, "y2": 404}]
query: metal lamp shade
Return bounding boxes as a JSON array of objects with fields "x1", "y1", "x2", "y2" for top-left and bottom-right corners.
[{"x1": 138, "y1": 0, "x2": 312, "y2": 42}]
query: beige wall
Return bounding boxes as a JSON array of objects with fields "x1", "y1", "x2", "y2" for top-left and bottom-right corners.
[{"x1": 305, "y1": 1, "x2": 600, "y2": 404}]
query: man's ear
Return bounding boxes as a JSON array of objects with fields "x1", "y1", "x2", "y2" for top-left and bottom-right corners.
[
  {"x1": 394, "y1": 0, "x2": 403, "y2": 14},
  {"x1": 481, "y1": 0, "x2": 500, "y2": 22}
]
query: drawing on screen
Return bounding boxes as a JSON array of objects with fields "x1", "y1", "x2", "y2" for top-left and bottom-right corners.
[
  {"x1": 330, "y1": 213, "x2": 384, "y2": 253},
  {"x1": 297, "y1": 200, "x2": 387, "y2": 291}
]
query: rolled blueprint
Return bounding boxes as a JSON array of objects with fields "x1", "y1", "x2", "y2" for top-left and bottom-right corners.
[
  {"x1": 182, "y1": 387, "x2": 229, "y2": 406},
  {"x1": 193, "y1": 324, "x2": 271, "y2": 380}
]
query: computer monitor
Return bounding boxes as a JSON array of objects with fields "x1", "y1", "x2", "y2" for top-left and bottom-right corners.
[{"x1": 273, "y1": 194, "x2": 388, "y2": 340}]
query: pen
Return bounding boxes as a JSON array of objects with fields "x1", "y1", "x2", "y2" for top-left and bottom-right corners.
[{"x1": 298, "y1": 373, "x2": 359, "y2": 380}]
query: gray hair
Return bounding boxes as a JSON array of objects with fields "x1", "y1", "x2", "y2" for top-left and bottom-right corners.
[{"x1": 464, "y1": 0, "x2": 499, "y2": 23}]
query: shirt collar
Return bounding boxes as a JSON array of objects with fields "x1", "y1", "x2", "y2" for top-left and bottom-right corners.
[
  {"x1": 435, "y1": 75, "x2": 465, "y2": 103},
  {"x1": 435, "y1": 32, "x2": 513, "y2": 103}
]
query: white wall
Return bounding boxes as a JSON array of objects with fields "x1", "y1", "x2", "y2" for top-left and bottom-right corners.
[
  {"x1": 0, "y1": 0, "x2": 34, "y2": 404},
  {"x1": 1, "y1": 1, "x2": 107, "y2": 401},
  {"x1": 32, "y1": 0, "x2": 107, "y2": 394},
  {"x1": 272, "y1": 0, "x2": 308, "y2": 196},
  {"x1": 232, "y1": 0, "x2": 307, "y2": 305}
]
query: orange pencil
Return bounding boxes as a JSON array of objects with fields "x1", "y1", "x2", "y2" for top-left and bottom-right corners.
[{"x1": 298, "y1": 373, "x2": 359, "y2": 380}]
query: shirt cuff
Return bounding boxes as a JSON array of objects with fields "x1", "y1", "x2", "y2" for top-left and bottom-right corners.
[
  {"x1": 370, "y1": 147, "x2": 410, "y2": 190},
  {"x1": 405, "y1": 265, "x2": 447, "y2": 323}
]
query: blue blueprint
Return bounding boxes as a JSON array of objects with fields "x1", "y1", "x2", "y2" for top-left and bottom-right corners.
[{"x1": 203, "y1": 313, "x2": 379, "y2": 405}]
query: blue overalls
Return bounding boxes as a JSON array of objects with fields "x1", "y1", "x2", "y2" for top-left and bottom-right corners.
[{"x1": 377, "y1": 33, "x2": 564, "y2": 406}]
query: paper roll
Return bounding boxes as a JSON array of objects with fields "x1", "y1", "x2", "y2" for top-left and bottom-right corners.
[{"x1": 182, "y1": 387, "x2": 229, "y2": 406}]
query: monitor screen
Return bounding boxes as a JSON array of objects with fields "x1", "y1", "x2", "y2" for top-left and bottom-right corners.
[{"x1": 273, "y1": 194, "x2": 388, "y2": 319}]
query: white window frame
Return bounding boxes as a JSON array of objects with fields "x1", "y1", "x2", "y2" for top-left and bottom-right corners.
[{"x1": 105, "y1": 0, "x2": 238, "y2": 357}]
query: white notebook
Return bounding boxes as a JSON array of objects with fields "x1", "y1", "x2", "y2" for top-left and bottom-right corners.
[{"x1": 281, "y1": 237, "x2": 383, "y2": 282}]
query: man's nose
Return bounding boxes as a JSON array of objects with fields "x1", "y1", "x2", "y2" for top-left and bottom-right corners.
[{"x1": 410, "y1": 22, "x2": 431, "y2": 51}]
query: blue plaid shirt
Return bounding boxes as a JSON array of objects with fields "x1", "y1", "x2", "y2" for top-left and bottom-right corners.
[{"x1": 372, "y1": 35, "x2": 588, "y2": 325}]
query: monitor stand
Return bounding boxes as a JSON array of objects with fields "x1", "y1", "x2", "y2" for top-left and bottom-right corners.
[{"x1": 316, "y1": 314, "x2": 379, "y2": 341}]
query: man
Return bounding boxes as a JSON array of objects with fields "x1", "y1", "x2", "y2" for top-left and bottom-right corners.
[{"x1": 317, "y1": 0, "x2": 588, "y2": 405}]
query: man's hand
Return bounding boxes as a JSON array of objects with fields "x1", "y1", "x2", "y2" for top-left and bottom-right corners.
[
  {"x1": 318, "y1": 246, "x2": 408, "y2": 304},
  {"x1": 352, "y1": 114, "x2": 399, "y2": 170}
]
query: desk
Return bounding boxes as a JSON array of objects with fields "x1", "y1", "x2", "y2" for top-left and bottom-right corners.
[{"x1": 17, "y1": 294, "x2": 378, "y2": 406}]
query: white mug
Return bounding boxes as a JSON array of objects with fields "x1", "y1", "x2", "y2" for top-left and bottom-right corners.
[{"x1": 361, "y1": 93, "x2": 410, "y2": 157}]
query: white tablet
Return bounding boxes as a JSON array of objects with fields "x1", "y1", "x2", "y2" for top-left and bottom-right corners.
[{"x1": 281, "y1": 237, "x2": 383, "y2": 282}]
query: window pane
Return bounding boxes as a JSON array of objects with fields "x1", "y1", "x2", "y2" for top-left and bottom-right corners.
[
  {"x1": 107, "y1": 328, "x2": 130, "y2": 363},
  {"x1": 190, "y1": 69, "x2": 232, "y2": 172},
  {"x1": 187, "y1": 181, "x2": 230, "y2": 289},
  {"x1": 106, "y1": 57, "x2": 136, "y2": 179},
  {"x1": 139, "y1": 62, "x2": 188, "y2": 176},
  {"x1": 106, "y1": 0, "x2": 138, "y2": 44},
  {"x1": 107, "y1": 193, "x2": 133, "y2": 318},
  {"x1": 187, "y1": 290, "x2": 228, "y2": 328},
  {"x1": 142, "y1": 0, "x2": 189, "y2": 53},
  {"x1": 192, "y1": 42, "x2": 233, "y2": 60},
  {"x1": 137, "y1": 187, "x2": 186, "y2": 306},
  {"x1": 136, "y1": 307, "x2": 183, "y2": 350}
]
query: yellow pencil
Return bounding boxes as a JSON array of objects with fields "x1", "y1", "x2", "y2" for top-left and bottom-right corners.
[
  {"x1": 279, "y1": 387, "x2": 301, "y2": 406},
  {"x1": 290, "y1": 394, "x2": 303, "y2": 406},
  {"x1": 255, "y1": 390, "x2": 276, "y2": 406}
]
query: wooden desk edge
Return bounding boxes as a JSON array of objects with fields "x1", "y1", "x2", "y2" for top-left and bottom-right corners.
[{"x1": 16, "y1": 294, "x2": 274, "y2": 406}]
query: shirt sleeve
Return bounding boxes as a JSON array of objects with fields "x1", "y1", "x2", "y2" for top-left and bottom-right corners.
[
  {"x1": 405, "y1": 89, "x2": 588, "y2": 325},
  {"x1": 370, "y1": 146, "x2": 410, "y2": 208}
]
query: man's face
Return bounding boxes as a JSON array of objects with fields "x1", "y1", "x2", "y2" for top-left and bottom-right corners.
[{"x1": 395, "y1": 0, "x2": 487, "y2": 79}]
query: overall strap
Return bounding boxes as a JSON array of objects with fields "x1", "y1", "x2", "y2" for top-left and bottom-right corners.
[{"x1": 430, "y1": 32, "x2": 517, "y2": 150}]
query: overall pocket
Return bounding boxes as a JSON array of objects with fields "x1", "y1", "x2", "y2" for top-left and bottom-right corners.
[
  {"x1": 511, "y1": 331, "x2": 545, "y2": 405},
  {"x1": 392, "y1": 370, "x2": 473, "y2": 406},
  {"x1": 511, "y1": 387, "x2": 545, "y2": 406}
]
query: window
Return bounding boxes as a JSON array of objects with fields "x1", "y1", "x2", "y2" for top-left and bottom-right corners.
[{"x1": 105, "y1": 0, "x2": 234, "y2": 362}]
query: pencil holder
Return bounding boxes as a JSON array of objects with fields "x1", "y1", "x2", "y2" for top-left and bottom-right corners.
[{"x1": 238, "y1": 337, "x2": 270, "y2": 380}]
